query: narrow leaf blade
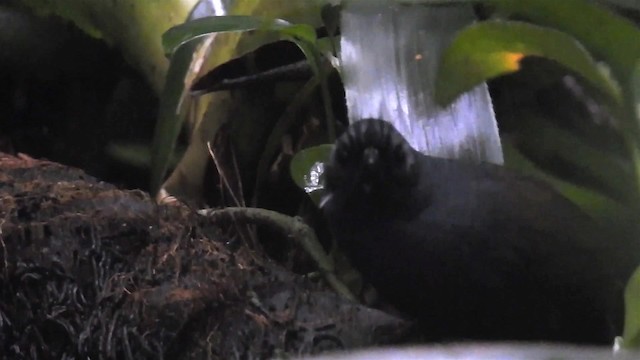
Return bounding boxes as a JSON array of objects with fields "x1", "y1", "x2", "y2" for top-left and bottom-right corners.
[
  {"x1": 623, "y1": 266, "x2": 640, "y2": 347},
  {"x1": 162, "y1": 15, "x2": 291, "y2": 55}
]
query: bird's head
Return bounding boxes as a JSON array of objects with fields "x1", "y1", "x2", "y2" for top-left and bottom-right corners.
[{"x1": 321, "y1": 119, "x2": 420, "y2": 211}]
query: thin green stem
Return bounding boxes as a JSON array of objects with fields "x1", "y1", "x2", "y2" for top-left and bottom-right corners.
[{"x1": 199, "y1": 206, "x2": 356, "y2": 302}]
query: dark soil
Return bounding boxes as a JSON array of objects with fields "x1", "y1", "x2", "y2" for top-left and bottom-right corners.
[{"x1": 0, "y1": 153, "x2": 410, "y2": 359}]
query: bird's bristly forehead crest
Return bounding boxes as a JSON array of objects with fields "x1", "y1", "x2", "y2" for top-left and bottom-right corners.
[
  {"x1": 321, "y1": 119, "x2": 417, "y2": 208},
  {"x1": 335, "y1": 119, "x2": 415, "y2": 168}
]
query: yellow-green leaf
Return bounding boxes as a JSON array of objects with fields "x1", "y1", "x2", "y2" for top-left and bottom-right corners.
[
  {"x1": 289, "y1": 144, "x2": 333, "y2": 206},
  {"x1": 491, "y1": 0, "x2": 640, "y2": 82},
  {"x1": 623, "y1": 266, "x2": 640, "y2": 348},
  {"x1": 162, "y1": 15, "x2": 294, "y2": 56},
  {"x1": 436, "y1": 20, "x2": 621, "y2": 106}
]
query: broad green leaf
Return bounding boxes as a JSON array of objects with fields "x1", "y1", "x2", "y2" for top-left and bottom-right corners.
[
  {"x1": 491, "y1": 0, "x2": 640, "y2": 83},
  {"x1": 502, "y1": 140, "x2": 629, "y2": 222},
  {"x1": 397, "y1": 0, "x2": 479, "y2": 4},
  {"x1": 600, "y1": 0, "x2": 640, "y2": 11},
  {"x1": 290, "y1": 144, "x2": 333, "y2": 205},
  {"x1": 19, "y1": 0, "x2": 198, "y2": 93},
  {"x1": 623, "y1": 266, "x2": 640, "y2": 348},
  {"x1": 162, "y1": 15, "x2": 294, "y2": 56},
  {"x1": 484, "y1": 0, "x2": 640, "y2": 198},
  {"x1": 435, "y1": 20, "x2": 621, "y2": 106},
  {"x1": 515, "y1": 116, "x2": 635, "y2": 204},
  {"x1": 17, "y1": 0, "x2": 103, "y2": 39}
]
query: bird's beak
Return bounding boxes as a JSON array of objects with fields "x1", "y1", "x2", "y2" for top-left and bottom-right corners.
[
  {"x1": 361, "y1": 147, "x2": 380, "y2": 195},
  {"x1": 363, "y1": 147, "x2": 379, "y2": 168}
]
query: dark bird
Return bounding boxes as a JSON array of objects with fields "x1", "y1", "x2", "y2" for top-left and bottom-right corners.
[{"x1": 321, "y1": 118, "x2": 629, "y2": 344}]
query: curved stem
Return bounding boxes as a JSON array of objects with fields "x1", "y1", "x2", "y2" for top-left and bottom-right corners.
[{"x1": 198, "y1": 206, "x2": 356, "y2": 301}]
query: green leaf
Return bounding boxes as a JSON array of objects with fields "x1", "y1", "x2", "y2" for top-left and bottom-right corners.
[
  {"x1": 279, "y1": 23, "x2": 318, "y2": 43},
  {"x1": 484, "y1": 0, "x2": 640, "y2": 199},
  {"x1": 516, "y1": 116, "x2": 635, "y2": 203},
  {"x1": 289, "y1": 144, "x2": 333, "y2": 206},
  {"x1": 398, "y1": 0, "x2": 480, "y2": 4},
  {"x1": 629, "y1": 61, "x2": 640, "y2": 194},
  {"x1": 150, "y1": 40, "x2": 201, "y2": 193},
  {"x1": 623, "y1": 266, "x2": 640, "y2": 348},
  {"x1": 162, "y1": 15, "x2": 293, "y2": 56},
  {"x1": 106, "y1": 142, "x2": 185, "y2": 169},
  {"x1": 502, "y1": 140, "x2": 629, "y2": 222},
  {"x1": 633, "y1": 61, "x2": 640, "y2": 121},
  {"x1": 601, "y1": 0, "x2": 640, "y2": 12},
  {"x1": 435, "y1": 20, "x2": 621, "y2": 106},
  {"x1": 491, "y1": 0, "x2": 640, "y2": 82}
]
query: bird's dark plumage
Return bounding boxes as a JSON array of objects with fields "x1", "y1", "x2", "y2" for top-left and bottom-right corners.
[{"x1": 322, "y1": 119, "x2": 625, "y2": 344}]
